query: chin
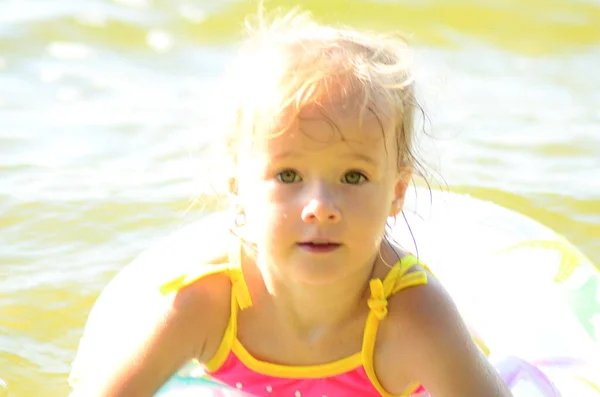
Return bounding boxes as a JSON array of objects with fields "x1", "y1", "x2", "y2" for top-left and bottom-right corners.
[{"x1": 286, "y1": 258, "x2": 359, "y2": 286}]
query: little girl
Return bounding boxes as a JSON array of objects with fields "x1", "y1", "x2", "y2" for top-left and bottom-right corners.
[{"x1": 70, "y1": 8, "x2": 512, "y2": 397}]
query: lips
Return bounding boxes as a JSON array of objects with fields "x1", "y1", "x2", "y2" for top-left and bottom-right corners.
[{"x1": 297, "y1": 241, "x2": 342, "y2": 253}]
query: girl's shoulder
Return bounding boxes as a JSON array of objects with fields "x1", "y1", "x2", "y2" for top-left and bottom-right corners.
[
  {"x1": 79, "y1": 219, "x2": 237, "y2": 356},
  {"x1": 70, "y1": 220, "x2": 236, "y2": 392},
  {"x1": 367, "y1": 262, "x2": 437, "y2": 394},
  {"x1": 373, "y1": 269, "x2": 506, "y2": 396},
  {"x1": 69, "y1": 263, "x2": 232, "y2": 395}
]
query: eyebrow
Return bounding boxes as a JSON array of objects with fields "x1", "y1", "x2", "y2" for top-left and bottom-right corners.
[
  {"x1": 270, "y1": 151, "x2": 295, "y2": 160},
  {"x1": 343, "y1": 152, "x2": 380, "y2": 166},
  {"x1": 271, "y1": 151, "x2": 379, "y2": 166}
]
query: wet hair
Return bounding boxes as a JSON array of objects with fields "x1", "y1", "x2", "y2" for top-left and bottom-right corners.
[{"x1": 216, "y1": 6, "x2": 428, "y2": 183}]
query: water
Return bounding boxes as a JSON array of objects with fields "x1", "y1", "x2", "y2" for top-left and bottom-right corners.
[{"x1": 1, "y1": 0, "x2": 599, "y2": 395}]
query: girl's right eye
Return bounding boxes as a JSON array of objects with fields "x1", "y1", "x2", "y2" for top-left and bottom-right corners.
[{"x1": 276, "y1": 170, "x2": 302, "y2": 183}]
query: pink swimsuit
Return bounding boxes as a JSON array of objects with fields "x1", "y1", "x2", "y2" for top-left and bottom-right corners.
[{"x1": 161, "y1": 255, "x2": 433, "y2": 396}]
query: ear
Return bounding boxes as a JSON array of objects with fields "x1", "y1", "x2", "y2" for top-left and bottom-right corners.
[
  {"x1": 389, "y1": 168, "x2": 412, "y2": 217},
  {"x1": 228, "y1": 177, "x2": 248, "y2": 232},
  {"x1": 227, "y1": 176, "x2": 243, "y2": 209}
]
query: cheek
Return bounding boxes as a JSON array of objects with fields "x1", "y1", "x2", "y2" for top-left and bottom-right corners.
[
  {"x1": 348, "y1": 185, "x2": 393, "y2": 217},
  {"x1": 346, "y1": 187, "x2": 392, "y2": 234},
  {"x1": 242, "y1": 184, "x2": 295, "y2": 239}
]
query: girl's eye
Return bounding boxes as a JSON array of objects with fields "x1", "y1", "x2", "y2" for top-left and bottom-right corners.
[
  {"x1": 342, "y1": 171, "x2": 367, "y2": 185},
  {"x1": 276, "y1": 170, "x2": 302, "y2": 183}
]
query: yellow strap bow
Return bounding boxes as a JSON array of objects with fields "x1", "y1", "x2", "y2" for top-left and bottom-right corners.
[{"x1": 368, "y1": 279, "x2": 389, "y2": 320}]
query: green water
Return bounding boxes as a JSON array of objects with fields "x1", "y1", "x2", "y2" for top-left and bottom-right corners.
[{"x1": 1, "y1": 0, "x2": 599, "y2": 395}]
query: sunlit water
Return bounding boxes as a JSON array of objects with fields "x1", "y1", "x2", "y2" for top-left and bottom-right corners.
[{"x1": 1, "y1": 0, "x2": 599, "y2": 395}]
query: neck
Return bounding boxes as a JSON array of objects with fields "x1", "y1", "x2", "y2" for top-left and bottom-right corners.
[{"x1": 245, "y1": 254, "x2": 377, "y2": 339}]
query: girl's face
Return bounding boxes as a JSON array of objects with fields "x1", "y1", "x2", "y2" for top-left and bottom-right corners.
[{"x1": 236, "y1": 102, "x2": 410, "y2": 286}]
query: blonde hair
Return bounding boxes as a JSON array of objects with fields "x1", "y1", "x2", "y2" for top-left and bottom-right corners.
[{"x1": 216, "y1": 7, "x2": 426, "y2": 179}]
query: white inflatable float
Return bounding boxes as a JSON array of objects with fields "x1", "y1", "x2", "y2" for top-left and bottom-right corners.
[{"x1": 70, "y1": 188, "x2": 600, "y2": 397}]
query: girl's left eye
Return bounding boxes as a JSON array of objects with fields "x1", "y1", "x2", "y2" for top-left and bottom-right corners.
[{"x1": 342, "y1": 171, "x2": 368, "y2": 185}]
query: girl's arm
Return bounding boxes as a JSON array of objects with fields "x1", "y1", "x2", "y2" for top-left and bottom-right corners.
[
  {"x1": 384, "y1": 275, "x2": 513, "y2": 397},
  {"x1": 69, "y1": 218, "x2": 234, "y2": 396},
  {"x1": 70, "y1": 276, "x2": 230, "y2": 397}
]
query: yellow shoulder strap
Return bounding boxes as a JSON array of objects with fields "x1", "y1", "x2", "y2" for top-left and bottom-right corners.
[
  {"x1": 389, "y1": 255, "x2": 429, "y2": 296},
  {"x1": 362, "y1": 255, "x2": 430, "y2": 396},
  {"x1": 159, "y1": 263, "x2": 231, "y2": 295},
  {"x1": 366, "y1": 255, "x2": 429, "y2": 320},
  {"x1": 204, "y1": 265, "x2": 251, "y2": 372},
  {"x1": 159, "y1": 264, "x2": 253, "y2": 309},
  {"x1": 159, "y1": 242, "x2": 253, "y2": 309}
]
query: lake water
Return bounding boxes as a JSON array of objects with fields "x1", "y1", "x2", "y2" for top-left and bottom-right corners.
[{"x1": 1, "y1": 0, "x2": 599, "y2": 395}]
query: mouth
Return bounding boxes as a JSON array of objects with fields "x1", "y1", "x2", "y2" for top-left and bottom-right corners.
[{"x1": 297, "y1": 241, "x2": 342, "y2": 253}]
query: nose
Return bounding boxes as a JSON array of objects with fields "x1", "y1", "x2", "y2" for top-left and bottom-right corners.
[{"x1": 301, "y1": 196, "x2": 341, "y2": 224}]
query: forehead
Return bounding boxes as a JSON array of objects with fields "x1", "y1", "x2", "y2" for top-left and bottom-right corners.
[{"x1": 264, "y1": 101, "x2": 397, "y2": 155}]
